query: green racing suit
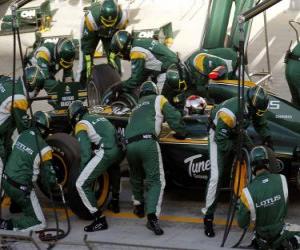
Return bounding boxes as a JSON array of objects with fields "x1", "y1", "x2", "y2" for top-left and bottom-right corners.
[
  {"x1": 74, "y1": 113, "x2": 123, "y2": 215},
  {"x1": 238, "y1": 172, "x2": 300, "y2": 249},
  {"x1": 77, "y1": 2, "x2": 128, "y2": 84},
  {"x1": 121, "y1": 38, "x2": 178, "y2": 93},
  {"x1": 184, "y1": 47, "x2": 238, "y2": 98},
  {"x1": 0, "y1": 76, "x2": 30, "y2": 189},
  {"x1": 125, "y1": 94, "x2": 186, "y2": 216},
  {"x1": 30, "y1": 41, "x2": 74, "y2": 91},
  {"x1": 3, "y1": 128, "x2": 56, "y2": 231},
  {"x1": 202, "y1": 97, "x2": 271, "y2": 219}
]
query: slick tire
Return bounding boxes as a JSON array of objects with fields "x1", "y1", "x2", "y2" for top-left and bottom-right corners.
[
  {"x1": 67, "y1": 159, "x2": 111, "y2": 220},
  {"x1": 87, "y1": 64, "x2": 121, "y2": 106},
  {"x1": 101, "y1": 89, "x2": 138, "y2": 109},
  {"x1": 38, "y1": 133, "x2": 80, "y2": 201}
]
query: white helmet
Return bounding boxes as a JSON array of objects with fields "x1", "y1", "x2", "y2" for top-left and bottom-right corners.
[{"x1": 184, "y1": 95, "x2": 207, "y2": 115}]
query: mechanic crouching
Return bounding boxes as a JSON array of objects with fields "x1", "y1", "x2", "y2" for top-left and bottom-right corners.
[
  {"x1": 28, "y1": 37, "x2": 76, "y2": 88},
  {"x1": 67, "y1": 100, "x2": 124, "y2": 232},
  {"x1": 125, "y1": 81, "x2": 187, "y2": 235},
  {"x1": 109, "y1": 30, "x2": 179, "y2": 96},
  {"x1": 202, "y1": 85, "x2": 273, "y2": 237},
  {"x1": 0, "y1": 111, "x2": 57, "y2": 231},
  {"x1": 238, "y1": 146, "x2": 300, "y2": 250}
]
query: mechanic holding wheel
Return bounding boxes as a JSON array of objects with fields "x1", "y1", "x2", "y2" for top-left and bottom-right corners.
[
  {"x1": 77, "y1": 0, "x2": 129, "y2": 84},
  {"x1": 202, "y1": 85, "x2": 273, "y2": 237},
  {"x1": 0, "y1": 111, "x2": 57, "y2": 231},
  {"x1": 238, "y1": 145, "x2": 300, "y2": 250},
  {"x1": 125, "y1": 81, "x2": 187, "y2": 235},
  {"x1": 109, "y1": 30, "x2": 179, "y2": 97},
  {"x1": 27, "y1": 38, "x2": 76, "y2": 89},
  {"x1": 67, "y1": 100, "x2": 124, "y2": 232},
  {"x1": 0, "y1": 66, "x2": 45, "y2": 199}
]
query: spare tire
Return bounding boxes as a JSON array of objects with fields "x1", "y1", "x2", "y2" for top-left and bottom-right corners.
[
  {"x1": 39, "y1": 133, "x2": 80, "y2": 201},
  {"x1": 87, "y1": 64, "x2": 121, "y2": 106},
  {"x1": 67, "y1": 156, "x2": 111, "y2": 220}
]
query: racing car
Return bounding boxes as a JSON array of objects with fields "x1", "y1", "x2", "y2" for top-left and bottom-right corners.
[{"x1": 33, "y1": 62, "x2": 299, "y2": 220}]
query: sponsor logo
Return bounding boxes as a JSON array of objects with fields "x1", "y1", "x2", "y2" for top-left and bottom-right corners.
[
  {"x1": 132, "y1": 101, "x2": 150, "y2": 112},
  {"x1": 20, "y1": 10, "x2": 36, "y2": 19},
  {"x1": 44, "y1": 38, "x2": 59, "y2": 44},
  {"x1": 60, "y1": 95, "x2": 74, "y2": 107},
  {"x1": 275, "y1": 114, "x2": 293, "y2": 119},
  {"x1": 15, "y1": 141, "x2": 33, "y2": 155},
  {"x1": 255, "y1": 194, "x2": 281, "y2": 208},
  {"x1": 184, "y1": 154, "x2": 210, "y2": 178},
  {"x1": 137, "y1": 31, "x2": 154, "y2": 39},
  {"x1": 268, "y1": 100, "x2": 280, "y2": 110}
]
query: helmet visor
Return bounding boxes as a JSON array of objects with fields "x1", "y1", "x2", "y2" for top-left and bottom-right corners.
[
  {"x1": 100, "y1": 16, "x2": 118, "y2": 27},
  {"x1": 255, "y1": 108, "x2": 267, "y2": 116},
  {"x1": 59, "y1": 58, "x2": 73, "y2": 69}
]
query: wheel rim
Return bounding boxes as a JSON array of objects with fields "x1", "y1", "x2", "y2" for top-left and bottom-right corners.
[{"x1": 88, "y1": 81, "x2": 100, "y2": 106}]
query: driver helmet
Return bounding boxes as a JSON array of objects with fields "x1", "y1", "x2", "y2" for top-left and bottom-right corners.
[{"x1": 184, "y1": 95, "x2": 207, "y2": 115}]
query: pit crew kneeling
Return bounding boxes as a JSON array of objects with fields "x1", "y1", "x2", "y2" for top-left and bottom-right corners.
[
  {"x1": 0, "y1": 111, "x2": 57, "y2": 231},
  {"x1": 125, "y1": 81, "x2": 187, "y2": 235},
  {"x1": 238, "y1": 146, "x2": 300, "y2": 250},
  {"x1": 68, "y1": 100, "x2": 124, "y2": 232}
]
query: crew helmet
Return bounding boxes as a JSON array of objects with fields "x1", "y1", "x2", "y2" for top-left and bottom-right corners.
[
  {"x1": 100, "y1": 0, "x2": 119, "y2": 27},
  {"x1": 139, "y1": 81, "x2": 159, "y2": 97},
  {"x1": 165, "y1": 64, "x2": 188, "y2": 91},
  {"x1": 250, "y1": 145, "x2": 282, "y2": 174},
  {"x1": 33, "y1": 111, "x2": 51, "y2": 138},
  {"x1": 184, "y1": 95, "x2": 207, "y2": 115},
  {"x1": 57, "y1": 38, "x2": 76, "y2": 69},
  {"x1": 67, "y1": 100, "x2": 88, "y2": 127},
  {"x1": 24, "y1": 66, "x2": 45, "y2": 92},
  {"x1": 247, "y1": 85, "x2": 269, "y2": 116},
  {"x1": 110, "y1": 30, "x2": 132, "y2": 59}
]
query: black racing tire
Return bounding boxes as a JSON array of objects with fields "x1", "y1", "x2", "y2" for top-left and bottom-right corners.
[
  {"x1": 87, "y1": 64, "x2": 121, "y2": 106},
  {"x1": 101, "y1": 90, "x2": 138, "y2": 109},
  {"x1": 67, "y1": 157, "x2": 111, "y2": 220},
  {"x1": 38, "y1": 133, "x2": 80, "y2": 201}
]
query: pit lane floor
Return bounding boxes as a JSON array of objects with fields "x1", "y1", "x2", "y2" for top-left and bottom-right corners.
[{"x1": 0, "y1": 0, "x2": 300, "y2": 249}]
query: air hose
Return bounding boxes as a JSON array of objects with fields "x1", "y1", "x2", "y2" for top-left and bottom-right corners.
[{"x1": 38, "y1": 185, "x2": 71, "y2": 245}]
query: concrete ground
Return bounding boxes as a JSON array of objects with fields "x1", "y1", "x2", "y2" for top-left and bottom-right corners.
[{"x1": 0, "y1": 0, "x2": 300, "y2": 249}]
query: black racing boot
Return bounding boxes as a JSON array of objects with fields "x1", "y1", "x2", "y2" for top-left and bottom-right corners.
[
  {"x1": 9, "y1": 200, "x2": 22, "y2": 214},
  {"x1": 84, "y1": 215, "x2": 108, "y2": 232},
  {"x1": 0, "y1": 218, "x2": 13, "y2": 230},
  {"x1": 146, "y1": 213, "x2": 164, "y2": 236},
  {"x1": 204, "y1": 216, "x2": 215, "y2": 237},
  {"x1": 107, "y1": 198, "x2": 120, "y2": 213},
  {"x1": 133, "y1": 202, "x2": 145, "y2": 218}
]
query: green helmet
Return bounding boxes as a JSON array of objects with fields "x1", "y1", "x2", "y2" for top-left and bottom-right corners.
[
  {"x1": 57, "y1": 38, "x2": 76, "y2": 69},
  {"x1": 24, "y1": 66, "x2": 45, "y2": 92},
  {"x1": 250, "y1": 145, "x2": 282, "y2": 174},
  {"x1": 247, "y1": 85, "x2": 269, "y2": 116},
  {"x1": 100, "y1": 0, "x2": 119, "y2": 27},
  {"x1": 33, "y1": 111, "x2": 51, "y2": 138},
  {"x1": 139, "y1": 81, "x2": 159, "y2": 97},
  {"x1": 110, "y1": 30, "x2": 132, "y2": 60},
  {"x1": 67, "y1": 100, "x2": 88, "y2": 127},
  {"x1": 165, "y1": 64, "x2": 188, "y2": 91}
]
